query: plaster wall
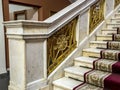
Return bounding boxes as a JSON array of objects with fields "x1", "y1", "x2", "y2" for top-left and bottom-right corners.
[{"x1": 9, "y1": 4, "x2": 38, "y2": 20}]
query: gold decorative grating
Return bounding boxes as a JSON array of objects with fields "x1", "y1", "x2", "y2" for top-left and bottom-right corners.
[
  {"x1": 115, "y1": 0, "x2": 120, "y2": 8},
  {"x1": 47, "y1": 17, "x2": 78, "y2": 75},
  {"x1": 89, "y1": 0, "x2": 105, "y2": 34}
]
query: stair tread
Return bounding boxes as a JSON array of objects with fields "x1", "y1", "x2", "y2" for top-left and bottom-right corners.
[
  {"x1": 97, "y1": 34, "x2": 112, "y2": 37},
  {"x1": 64, "y1": 66, "x2": 91, "y2": 76},
  {"x1": 74, "y1": 56, "x2": 98, "y2": 64},
  {"x1": 102, "y1": 28, "x2": 117, "y2": 31},
  {"x1": 115, "y1": 13, "x2": 120, "y2": 14},
  {"x1": 83, "y1": 48, "x2": 103, "y2": 53},
  {"x1": 90, "y1": 41, "x2": 107, "y2": 44},
  {"x1": 107, "y1": 22, "x2": 120, "y2": 24},
  {"x1": 111, "y1": 17, "x2": 120, "y2": 20},
  {"x1": 53, "y1": 77, "x2": 82, "y2": 89}
]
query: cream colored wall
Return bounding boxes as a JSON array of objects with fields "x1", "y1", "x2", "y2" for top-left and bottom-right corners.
[
  {"x1": 0, "y1": 0, "x2": 7, "y2": 74},
  {"x1": 9, "y1": 4, "x2": 38, "y2": 20}
]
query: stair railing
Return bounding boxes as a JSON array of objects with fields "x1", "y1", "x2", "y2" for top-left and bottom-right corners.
[{"x1": 4, "y1": 0, "x2": 120, "y2": 90}]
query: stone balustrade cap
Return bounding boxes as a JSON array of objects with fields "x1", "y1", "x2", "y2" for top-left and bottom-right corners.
[{"x1": 4, "y1": 20, "x2": 51, "y2": 27}]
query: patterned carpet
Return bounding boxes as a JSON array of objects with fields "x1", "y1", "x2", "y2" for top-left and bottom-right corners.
[{"x1": 73, "y1": 29, "x2": 120, "y2": 90}]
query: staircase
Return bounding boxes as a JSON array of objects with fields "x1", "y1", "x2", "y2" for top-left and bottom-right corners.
[{"x1": 53, "y1": 10, "x2": 120, "y2": 89}]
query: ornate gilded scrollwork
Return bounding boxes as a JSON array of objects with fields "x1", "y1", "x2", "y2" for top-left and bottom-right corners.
[
  {"x1": 89, "y1": 0, "x2": 105, "y2": 34},
  {"x1": 115, "y1": 0, "x2": 120, "y2": 8},
  {"x1": 47, "y1": 17, "x2": 78, "y2": 75}
]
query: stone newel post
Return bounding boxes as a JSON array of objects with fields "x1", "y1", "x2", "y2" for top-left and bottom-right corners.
[{"x1": 4, "y1": 21, "x2": 50, "y2": 90}]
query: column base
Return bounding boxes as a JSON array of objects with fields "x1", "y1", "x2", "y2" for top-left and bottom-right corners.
[{"x1": 9, "y1": 81, "x2": 26, "y2": 90}]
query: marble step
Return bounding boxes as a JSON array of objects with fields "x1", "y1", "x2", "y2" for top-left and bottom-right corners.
[
  {"x1": 110, "y1": 18, "x2": 120, "y2": 23},
  {"x1": 74, "y1": 56, "x2": 117, "y2": 72},
  {"x1": 82, "y1": 48, "x2": 103, "y2": 58},
  {"x1": 53, "y1": 77, "x2": 82, "y2": 90},
  {"x1": 74, "y1": 56, "x2": 98, "y2": 68},
  {"x1": 85, "y1": 70, "x2": 110, "y2": 87},
  {"x1": 64, "y1": 66, "x2": 111, "y2": 88},
  {"x1": 101, "y1": 28, "x2": 117, "y2": 35},
  {"x1": 114, "y1": 13, "x2": 120, "y2": 18},
  {"x1": 106, "y1": 23, "x2": 120, "y2": 29},
  {"x1": 96, "y1": 34, "x2": 113, "y2": 41},
  {"x1": 90, "y1": 41, "x2": 107, "y2": 49},
  {"x1": 64, "y1": 66, "x2": 91, "y2": 81},
  {"x1": 53, "y1": 77, "x2": 103, "y2": 90}
]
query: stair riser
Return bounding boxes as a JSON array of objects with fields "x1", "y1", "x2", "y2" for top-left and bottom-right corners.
[
  {"x1": 96, "y1": 36, "x2": 112, "y2": 41},
  {"x1": 106, "y1": 24, "x2": 120, "y2": 28},
  {"x1": 114, "y1": 14, "x2": 120, "y2": 18},
  {"x1": 74, "y1": 60, "x2": 114, "y2": 73},
  {"x1": 74, "y1": 61, "x2": 93, "y2": 68},
  {"x1": 101, "y1": 30, "x2": 117, "y2": 35},
  {"x1": 53, "y1": 86, "x2": 69, "y2": 90},
  {"x1": 83, "y1": 51, "x2": 100, "y2": 58},
  {"x1": 90, "y1": 43, "x2": 107, "y2": 49},
  {"x1": 65, "y1": 72, "x2": 84, "y2": 81},
  {"x1": 110, "y1": 19, "x2": 120, "y2": 23}
]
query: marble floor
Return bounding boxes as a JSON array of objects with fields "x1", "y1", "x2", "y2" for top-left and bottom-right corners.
[{"x1": 0, "y1": 72, "x2": 9, "y2": 90}]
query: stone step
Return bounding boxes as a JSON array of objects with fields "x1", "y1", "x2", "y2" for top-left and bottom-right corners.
[
  {"x1": 74, "y1": 56, "x2": 98, "y2": 68},
  {"x1": 114, "y1": 13, "x2": 120, "y2": 18},
  {"x1": 101, "y1": 49, "x2": 120, "y2": 60},
  {"x1": 52, "y1": 10, "x2": 120, "y2": 90},
  {"x1": 83, "y1": 48, "x2": 103, "y2": 58},
  {"x1": 53, "y1": 77, "x2": 82, "y2": 90},
  {"x1": 82, "y1": 48, "x2": 103, "y2": 58},
  {"x1": 85, "y1": 70, "x2": 110, "y2": 87},
  {"x1": 101, "y1": 28, "x2": 117, "y2": 35},
  {"x1": 64, "y1": 66, "x2": 112, "y2": 88},
  {"x1": 64, "y1": 66, "x2": 91, "y2": 81},
  {"x1": 72, "y1": 83, "x2": 103, "y2": 90},
  {"x1": 94, "y1": 59, "x2": 117, "y2": 72},
  {"x1": 107, "y1": 18, "x2": 120, "y2": 23},
  {"x1": 74, "y1": 56, "x2": 117, "y2": 72},
  {"x1": 90, "y1": 41, "x2": 107, "y2": 49},
  {"x1": 83, "y1": 48, "x2": 120, "y2": 60},
  {"x1": 53, "y1": 77, "x2": 103, "y2": 90},
  {"x1": 96, "y1": 34, "x2": 113, "y2": 41},
  {"x1": 106, "y1": 23, "x2": 120, "y2": 29}
]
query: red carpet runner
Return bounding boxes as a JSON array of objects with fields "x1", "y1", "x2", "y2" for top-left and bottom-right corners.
[{"x1": 73, "y1": 32, "x2": 120, "y2": 90}]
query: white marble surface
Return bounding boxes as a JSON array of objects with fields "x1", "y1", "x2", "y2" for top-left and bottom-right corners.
[
  {"x1": 105, "y1": 0, "x2": 114, "y2": 17},
  {"x1": 65, "y1": 66, "x2": 90, "y2": 76},
  {"x1": 26, "y1": 39, "x2": 46, "y2": 83},
  {"x1": 53, "y1": 77, "x2": 82, "y2": 90},
  {"x1": 9, "y1": 39, "x2": 26, "y2": 90},
  {"x1": 83, "y1": 48, "x2": 103, "y2": 53},
  {"x1": 105, "y1": 0, "x2": 115, "y2": 16},
  {"x1": 65, "y1": 66, "x2": 91, "y2": 81},
  {"x1": 0, "y1": 0, "x2": 6, "y2": 74},
  {"x1": 75, "y1": 56, "x2": 97, "y2": 63},
  {"x1": 79, "y1": 10, "x2": 89, "y2": 42},
  {"x1": 8, "y1": 35, "x2": 48, "y2": 90}
]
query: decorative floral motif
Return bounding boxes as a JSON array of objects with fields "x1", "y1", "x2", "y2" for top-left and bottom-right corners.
[
  {"x1": 108, "y1": 41, "x2": 120, "y2": 50},
  {"x1": 113, "y1": 34, "x2": 120, "y2": 41},
  {"x1": 101, "y1": 50, "x2": 120, "y2": 60},
  {"x1": 89, "y1": 0, "x2": 104, "y2": 33},
  {"x1": 115, "y1": 0, "x2": 120, "y2": 8},
  {"x1": 77, "y1": 84, "x2": 103, "y2": 90},
  {"x1": 47, "y1": 17, "x2": 78, "y2": 75},
  {"x1": 86, "y1": 70, "x2": 110, "y2": 87},
  {"x1": 94, "y1": 59, "x2": 117, "y2": 72}
]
